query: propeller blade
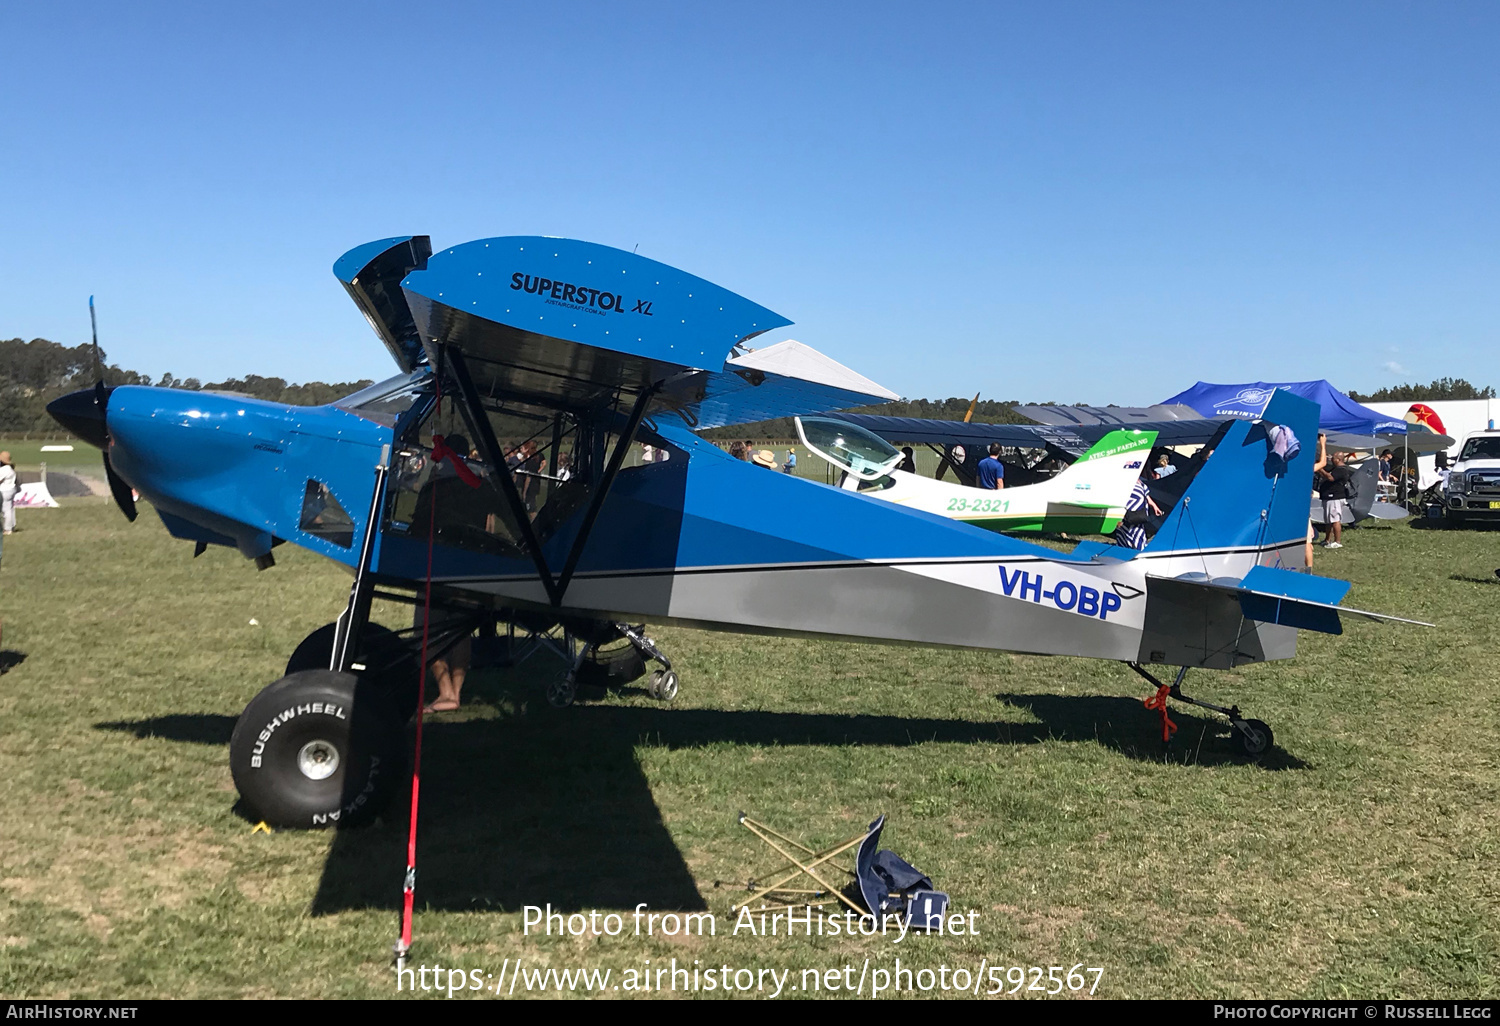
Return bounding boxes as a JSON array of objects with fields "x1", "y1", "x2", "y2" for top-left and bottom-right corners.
[
  {"x1": 89, "y1": 295, "x2": 104, "y2": 385},
  {"x1": 103, "y1": 452, "x2": 138, "y2": 522}
]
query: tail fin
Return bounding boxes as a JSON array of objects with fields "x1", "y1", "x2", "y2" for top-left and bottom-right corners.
[
  {"x1": 1144, "y1": 389, "x2": 1319, "y2": 570},
  {"x1": 1050, "y1": 429, "x2": 1157, "y2": 508}
]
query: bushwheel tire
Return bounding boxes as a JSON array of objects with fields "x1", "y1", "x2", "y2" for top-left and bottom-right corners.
[
  {"x1": 230, "y1": 669, "x2": 406, "y2": 829},
  {"x1": 1232, "y1": 718, "x2": 1274, "y2": 758},
  {"x1": 286, "y1": 622, "x2": 424, "y2": 722}
]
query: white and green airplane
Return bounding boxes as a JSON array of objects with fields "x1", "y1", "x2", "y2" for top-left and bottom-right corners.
[{"x1": 795, "y1": 415, "x2": 1157, "y2": 535}]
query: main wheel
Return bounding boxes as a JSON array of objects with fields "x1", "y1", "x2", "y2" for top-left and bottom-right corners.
[
  {"x1": 1232, "y1": 718, "x2": 1274, "y2": 758},
  {"x1": 229, "y1": 669, "x2": 406, "y2": 828},
  {"x1": 286, "y1": 622, "x2": 423, "y2": 721}
]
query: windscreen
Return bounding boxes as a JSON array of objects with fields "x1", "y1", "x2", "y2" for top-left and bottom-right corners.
[
  {"x1": 1459, "y1": 436, "x2": 1500, "y2": 461},
  {"x1": 333, "y1": 369, "x2": 431, "y2": 426},
  {"x1": 795, "y1": 415, "x2": 902, "y2": 480}
]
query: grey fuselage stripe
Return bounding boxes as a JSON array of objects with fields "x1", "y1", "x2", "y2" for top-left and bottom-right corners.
[{"x1": 408, "y1": 536, "x2": 1305, "y2": 586}]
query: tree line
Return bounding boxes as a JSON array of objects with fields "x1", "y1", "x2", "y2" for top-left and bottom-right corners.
[
  {"x1": 0, "y1": 337, "x2": 373, "y2": 434},
  {"x1": 1347, "y1": 378, "x2": 1496, "y2": 403}
]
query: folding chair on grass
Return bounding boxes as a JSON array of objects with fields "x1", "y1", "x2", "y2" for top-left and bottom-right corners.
[
  {"x1": 726, "y1": 812, "x2": 877, "y2": 915},
  {"x1": 726, "y1": 812, "x2": 938, "y2": 921}
]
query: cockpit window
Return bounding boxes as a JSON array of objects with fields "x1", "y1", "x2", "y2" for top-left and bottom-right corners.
[
  {"x1": 795, "y1": 416, "x2": 902, "y2": 480},
  {"x1": 334, "y1": 369, "x2": 431, "y2": 425},
  {"x1": 299, "y1": 479, "x2": 355, "y2": 548}
]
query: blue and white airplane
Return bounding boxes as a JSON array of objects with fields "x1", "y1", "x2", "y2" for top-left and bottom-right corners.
[{"x1": 47, "y1": 236, "x2": 1424, "y2": 829}]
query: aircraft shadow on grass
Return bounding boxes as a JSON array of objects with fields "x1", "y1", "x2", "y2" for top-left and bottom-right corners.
[
  {"x1": 994, "y1": 693, "x2": 1308, "y2": 772},
  {"x1": 1448, "y1": 573, "x2": 1500, "y2": 585},
  {"x1": 94, "y1": 684, "x2": 1301, "y2": 915}
]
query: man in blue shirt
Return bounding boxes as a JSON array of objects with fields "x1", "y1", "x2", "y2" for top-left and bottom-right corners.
[{"x1": 977, "y1": 444, "x2": 1006, "y2": 490}]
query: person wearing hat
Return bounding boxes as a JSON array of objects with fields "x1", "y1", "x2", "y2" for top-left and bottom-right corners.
[
  {"x1": 782, "y1": 447, "x2": 797, "y2": 474},
  {"x1": 751, "y1": 449, "x2": 778, "y2": 470}
]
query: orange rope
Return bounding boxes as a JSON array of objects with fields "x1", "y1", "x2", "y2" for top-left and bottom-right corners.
[
  {"x1": 399, "y1": 380, "x2": 443, "y2": 958},
  {"x1": 1143, "y1": 683, "x2": 1178, "y2": 743}
]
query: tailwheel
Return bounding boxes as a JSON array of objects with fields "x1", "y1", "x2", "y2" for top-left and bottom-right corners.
[
  {"x1": 229, "y1": 669, "x2": 406, "y2": 829},
  {"x1": 648, "y1": 669, "x2": 679, "y2": 702},
  {"x1": 1128, "y1": 662, "x2": 1276, "y2": 760},
  {"x1": 546, "y1": 674, "x2": 577, "y2": 709},
  {"x1": 1231, "y1": 718, "x2": 1274, "y2": 758}
]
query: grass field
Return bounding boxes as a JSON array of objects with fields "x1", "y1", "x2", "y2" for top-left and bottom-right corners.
[{"x1": 0, "y1": 498, "x2": 1497, "y2": 999}]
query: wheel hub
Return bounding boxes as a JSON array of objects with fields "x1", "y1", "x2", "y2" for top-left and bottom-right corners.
[{"x1": 297, "y1": 739, "x2": 341, "y2": 780}]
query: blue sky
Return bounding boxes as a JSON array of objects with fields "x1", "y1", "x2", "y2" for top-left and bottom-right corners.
[{"x1": 2, "y1": 2, "x2": 1496, "y2": 404}]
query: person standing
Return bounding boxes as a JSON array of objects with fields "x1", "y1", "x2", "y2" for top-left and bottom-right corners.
[
  {"x1": 414, "y1": 604, "x2": 471, "y2": 714},
  {"x1": 782, "y1": 447, "x2": 797, "y2": 474},
  {"x1": 1306, "y1": 433, "x2": 1328, "y2": 568},
  {"x1": 1113, "y1": 475, "x2": 1164, "y2": 550},
  {"x1": 977, "y1": 444, "x2": 1006, "y2": 490},
  {"x1": 0, "y1": 452, "x2": 16, "y2": 535},
  {"x1": 1317, "y1": 450, "x2": 1353, "y2": 549}
]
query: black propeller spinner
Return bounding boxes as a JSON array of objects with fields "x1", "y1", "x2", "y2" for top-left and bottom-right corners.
[{"x1": 44, "y1": 297, "x2": 137, "y2": 521}]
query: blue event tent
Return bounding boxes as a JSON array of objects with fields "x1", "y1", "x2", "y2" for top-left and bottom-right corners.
[{"x1": 1159, "y1": 381, "x2": 1407, "y2": 438}]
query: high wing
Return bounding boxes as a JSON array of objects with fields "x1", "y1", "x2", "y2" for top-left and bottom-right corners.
[
  {"x1": 830, "y1": 409, "x2": 1231, "y2": 458},
  {"x1": 695, "y1": 340, "x2": 900, "y2": 430},
  {"x1": 336, "y1": 235, "x2": 896, "y2": 425},
  {"x1": 829, "y1": 412, "x2": 1096, "y2": 455},
  {"x1": 1012, "y1": 403, "x2": 1204, "y2": 427}
]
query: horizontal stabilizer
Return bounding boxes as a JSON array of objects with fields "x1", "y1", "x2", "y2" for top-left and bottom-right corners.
[
  {"x1": 1367, "y1": 501, "x2": 1411, "y2": 521},
  {"x1": 1147, "y1": 566, "x2": 1433, "y2": 636},
  {"x1": 1065, "y1": 540, "x2": 1143, "y2": 563}
]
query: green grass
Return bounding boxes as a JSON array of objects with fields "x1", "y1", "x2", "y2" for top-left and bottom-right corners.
[{"x1": 0, "y1": 500, "x2": 1497, "y2": 998}]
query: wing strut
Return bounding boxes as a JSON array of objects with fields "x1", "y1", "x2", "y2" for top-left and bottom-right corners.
[
  {"x1": 447, "y1": 347, "x2": 563, "y2": 607},
  {"x1": 555, "y1": 384, "x2": 659, "y2": 600},
  {"x1": 445, "y1": 347, "x2": 660, "y2": 608}
]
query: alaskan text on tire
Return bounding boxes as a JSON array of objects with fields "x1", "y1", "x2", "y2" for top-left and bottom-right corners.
[{"x1": 229, "y1": 669, "x2": 406, "y2": 829}]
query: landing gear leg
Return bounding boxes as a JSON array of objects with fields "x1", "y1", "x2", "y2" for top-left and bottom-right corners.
[
  {"x1": 1126, "y1": 663, "x2": 1275, "y2": 759},
  {"x1": 547, "y1": 631, "x2": 588, "y2": 709},
  {"x1": 616, "y1": 623, "x2": 677, "y2": 702},
  {"x1": 329, "y1": 445, "x2": 392, "y2": 674}
]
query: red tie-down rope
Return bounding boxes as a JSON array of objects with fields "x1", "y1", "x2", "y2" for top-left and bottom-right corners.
[
  {"x1": 1143, "y1": 684, "x2": 1178, "y2": 744},
  {"x1": 430, "y1": 435, "x2": 482, "y2": 488},
  {"x1": 397, "y1": 393, "x2": 481, "y2": 961}
]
